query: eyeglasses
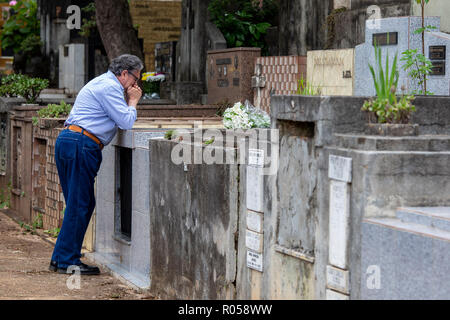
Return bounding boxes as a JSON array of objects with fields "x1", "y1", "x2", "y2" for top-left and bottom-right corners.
[{"x1": 127, "y1": 70, "x2": 140, "y2": 83}]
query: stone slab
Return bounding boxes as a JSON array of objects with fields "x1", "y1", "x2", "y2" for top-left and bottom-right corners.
[
  {"x1": 245, "y1": 229, "x2": 264, "y2": 253},
  {"x1": 246, "y1": 165, "x2": 264, "y2": 213},
  {"x1": 326, "y1": 289, "x2": 349, "y2": 300},
  {"x1": 307, "y1": 49, "x2": 355, "y2": 96},
  {"x1": 396, "y1": 207, "x2": 450, "y2": 233},
  {"x1": 247, "y1": 210, "x2": 264, "y2": 233},
  {"x1": 326, "y1": 265, "x2": 350, "y2": 295},
  {"x1": 328, "y1": 155, "x2": 352, "y2": 183},
  {"x1": 361, "y1": 217, "x2": 450, "y2": 299},
  {"x1": 247, "y1": 250, "x2": 263, "y2": 272},
  {"x1": 329, "y1": 180, "x2": 351, "y2": 269}
]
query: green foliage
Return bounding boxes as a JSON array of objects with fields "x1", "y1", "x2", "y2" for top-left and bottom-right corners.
[
  {"x1": 44, "y1": 227, "x2": 60, "y2": 238},
  {"x1": 164, "y1": 130, "x2": 175, "y2": 140},
  {"x1": 0, "y1": 0, "x2": 40, "y2": 54},
  {"x1": 296, "y1": 75, "x2": 322, "y2": 96},
  {"x1": 208, "y1": 0, "x2": 278, "y2": 55},
  {"x1": 0, "y1": 73, "x2": 48, "y2": 103},
  {"x1": 79, "y1": 2, "x2": 96, "y2": 38},
  {"x1": 37, "y1": 101, "x2": 72, "y2": 119},
  {"x1": 32, "y1": 213, "x2": 43, "y2": 229},
  {"x1": 0, "y1": 181, "x2": 12, "y2": 209},
  {"x1": 203, "y1": 137, "x2": 215, "y2": 145},
  {"x1": 401, "y1": 49, "x2": 433, "y2": 95},
  {"x1": 17, "y1": 76, "x2": 48, "y2": 103},
  {"x1": 142, "y1": 80, "x2": 160, "y2": 95},
  {"x1": 362, "y1": 44, "x2": 416, "y2": 124}
]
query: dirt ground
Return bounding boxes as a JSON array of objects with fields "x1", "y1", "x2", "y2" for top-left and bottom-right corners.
[{"x1": 0, "y1": 210, "x2": 157, "y2": 300}]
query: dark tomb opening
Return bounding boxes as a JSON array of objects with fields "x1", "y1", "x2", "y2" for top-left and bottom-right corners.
[{"x1": 117, "y1": 147, "x2": 133, "y2": 240}]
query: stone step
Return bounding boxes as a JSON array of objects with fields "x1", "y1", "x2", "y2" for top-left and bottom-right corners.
[
  {"x1": 334, "y1": 133, "x2": 450, "y2": 152},
  {"x1": 396, "y1": 207, "x2": 450, "y2": 233},
  {"x1": 364, "y1": 217, "x2": 450, "y2": 242}
]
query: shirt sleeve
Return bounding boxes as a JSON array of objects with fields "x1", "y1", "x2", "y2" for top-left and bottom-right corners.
[{"x1": 96, "y1": 84, "x2": 137, "y2": 130}]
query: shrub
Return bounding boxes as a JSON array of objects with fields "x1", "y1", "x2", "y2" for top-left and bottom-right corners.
[
  {"x1": 0, "y1": 73, "x2": 48, "y2": 103},
  {"x1": 208, "y1": 0, "x2": 278, "y2": 55},
  {"x1": 37, "y1": 101, "x2": 72, "y2": 118},
  {"x1": 361, "y1": 44, "x2": 416, "y2": 124}
]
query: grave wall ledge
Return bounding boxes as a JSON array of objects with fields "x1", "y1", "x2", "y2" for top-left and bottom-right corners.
[{"x1": 271, "y1": 95, "x2": 450, "y2": 139}]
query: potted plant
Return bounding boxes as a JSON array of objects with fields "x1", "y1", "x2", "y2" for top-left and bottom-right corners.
[
  {"x1": 361, "y1": 44, "x2": 417, "y2": 136},
  {"x1": 32, "y1": 100, "x2": 72, "y2": 128}
]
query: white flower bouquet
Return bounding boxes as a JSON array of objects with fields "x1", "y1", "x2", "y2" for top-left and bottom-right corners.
[
  {"x1": 141, "y1": 72, "x2": 166, "y2": 99},
  {"x1": 223, "y1": 100, "x2": 271, "y2": 129}
]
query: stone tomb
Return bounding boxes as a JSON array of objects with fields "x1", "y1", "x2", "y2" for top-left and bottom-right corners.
[
  {"x1": 207, "y1": 47, "x2": 261, "y2": 105},
  {"x1": 355, "y1": 16, "x2": 450, "y2": 96},
  {"x1": 306, "y1": 49, "x2": 355, "y2": 96}
]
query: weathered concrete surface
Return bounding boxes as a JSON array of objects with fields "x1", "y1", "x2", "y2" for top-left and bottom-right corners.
[
  {"x1": 325, "y1": 135, "x2": 450, "y2": 299},
  {"x1": 361, "y1": 207, "x2": 450, "y2": 299},
  {"x1": 263, "y1": 95, "x2": 450, "y2": 300},
  {"x1": 89, "y1": 129, "x2": 167, "y2": 290},
  {"x1": 148, "y1": 138, "x2": 239, "y2": 299}
]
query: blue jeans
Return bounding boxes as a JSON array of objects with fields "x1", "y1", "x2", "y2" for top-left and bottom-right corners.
[{"x1": 51, "y1": 129, "x2": 102, "y2": 268}]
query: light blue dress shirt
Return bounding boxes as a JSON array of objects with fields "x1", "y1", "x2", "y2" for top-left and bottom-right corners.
[{"x1": 65, "y1": 70, "x2": 137, "y2": 146}]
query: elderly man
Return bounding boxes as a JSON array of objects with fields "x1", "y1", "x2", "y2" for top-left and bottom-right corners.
[{"x1": 49, "y1": 54, "x2": 143, "y2": 275}]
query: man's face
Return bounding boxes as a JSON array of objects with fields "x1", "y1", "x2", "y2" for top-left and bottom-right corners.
[{"x1": 119, "y1": 69, "x2": 141, "y2": 89}]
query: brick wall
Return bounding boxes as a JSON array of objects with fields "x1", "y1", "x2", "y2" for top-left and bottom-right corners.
[
  {"x1": 253, "y1": 56, "x2": 307, "y2": 114},
  {"x1": 129, "y1": 0, "x2": 182, "y2": 71},
  {"x1": 32, "y1": 120, "x2": 65, "y2": 230}
]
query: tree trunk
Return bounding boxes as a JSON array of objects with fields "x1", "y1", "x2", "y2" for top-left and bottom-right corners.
[
  {"x1": 421, "y1": 0, "x2": 427, "y2": 94},
  {"x1": 95, "y1": 0, "x2": 144, "y2": 63}
]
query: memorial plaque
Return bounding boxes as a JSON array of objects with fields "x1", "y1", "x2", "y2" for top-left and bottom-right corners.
[
  {"x1": 246, "y1": 165, "x2": 264, "y2": 212},
  {"x1": 429, "y1": 46, "x2": 446, "y2": 61},
  {"x1": 372, "y1": 32, "x2": 398, "y2": 46},
  {"x1": 233, "y1": 78, "x2": 240, "y2": 86},
  {"x1": 217, "y1": 79, "x2": 229, "y2": 87},
  {"x1": 216, "y1": 58, "x2": 232, "y2": 65},
  {"x1": 247, "y1": 250, "x2": 263, "y2": 272},
  {"x1": 307, "y1": 49, "x2": 355, "y2": 96},
  {"x1": 326, "y1": 289, "x2": 349, "y2": 300},
  {"x1": 430, "y1": 61, "x2": 446, "y2": 76},
  {"x1": 326, "y1": 265, "x2": 350, "y2": 294},
  {"x1": 247, "y1": 210, "x2": 263, "y2": 233},
  {"x1": 328, "y1": 155, "x2": 352, "y2": 183},
  {"x1": 246, "y1": 229, "x2": 263, "y2": 253},
  {"x1": 329, "y1": 180, "x2": 350, "y2": 269},
  {"x1": 0, "y1": 116, "x2": 6, "y2": 175},
  {"x1": 248, "y1": 149, "x2": 264, "y2": 168},
  {"x1": 133, "y1": 131, "x2": 167, "y2": 149}
]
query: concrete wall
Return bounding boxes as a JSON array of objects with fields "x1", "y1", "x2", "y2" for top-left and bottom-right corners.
[{"x1": 148, "y1": 136, "x2": 239, "y2": 299}]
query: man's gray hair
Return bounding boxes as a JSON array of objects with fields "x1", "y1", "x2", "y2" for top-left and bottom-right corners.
[{"x1": 108, "y1": 54, "x2": 144, "y2": 76}]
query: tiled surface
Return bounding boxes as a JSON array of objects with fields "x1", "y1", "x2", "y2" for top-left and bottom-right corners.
[{"x1": 253, "y1": 56, "x2": 306, "y2": 114}]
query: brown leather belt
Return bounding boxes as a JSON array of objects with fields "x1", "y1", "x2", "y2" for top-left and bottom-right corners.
[{"x1": 65, "y1": 125, "x2": 104, "y2": 150}]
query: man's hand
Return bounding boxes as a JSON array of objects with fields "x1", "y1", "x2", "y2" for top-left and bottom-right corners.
[{"x1": 127, "y1": 84, "x2": 142, "y2": 107}]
